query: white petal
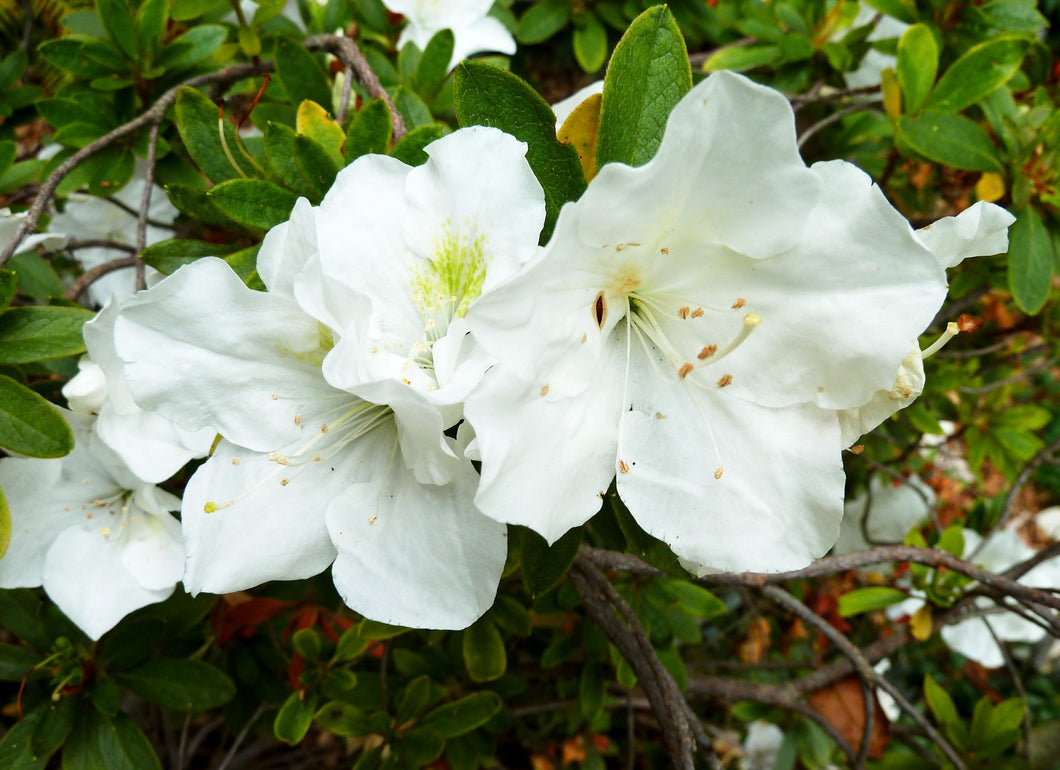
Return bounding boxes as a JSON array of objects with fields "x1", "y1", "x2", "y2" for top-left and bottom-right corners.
[
  {"x1": 180, "y1": 435, "x2": 360, "y2": 594},
  {"x1": 257, "y1": 197, "x2": 318, "y2": 298},
  {"x1": 43, "y1": 526, "x2": 174, "y2": 640},
  {"x1": 0, "y1": 456, "x2": 67, "y2": 588},
  {"x1": 915, "y1": 201, "x2": 1016, "y2": 268},
  {"x1": 940, "y1": 616, "x2": 1012, "y2": 669},
  {"x1": 62, "y1": 358, "x2": 107, "y2": 415},
  {"x1": 114, "y1": 258, "x2": 336, "y2": 452},
  {"x1": 119, "y1": 487, "x2": 185, "y2": 591},
  {"x1": 838, "y1": 344, "x2": 925, "y2": 445},
  {"x1": 835, "y1": 475, "x2": 933, "y2": 555},
  {"x1": 465, "y1": 347, "x2": 625, "y2": 543},
  {"x1": 617, "y1": 343, "x2": 845, "y2": 573},
  {"x1": 328, "y1": 422, "x2": 506, "y2": 629},
  {"x1": 446, "y1": 14, "x2": 516, "y2": 69}
]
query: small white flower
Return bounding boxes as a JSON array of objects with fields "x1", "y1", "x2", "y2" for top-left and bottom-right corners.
[
  {"x1": 0, "y1": 207, "x2": 68, "y2": 256},
  {"x1": 0, "y1": 410, "x2": 184, "y2": 640},
  {"x1": 384, "y1": 0, "x2": 516, "y2": 71},
  {"x1": 834, "y1": 475, "x2": 934, "y2": 556},
  {"x1": 740, "y1": 721, "x2": 784, "y2": 770}
]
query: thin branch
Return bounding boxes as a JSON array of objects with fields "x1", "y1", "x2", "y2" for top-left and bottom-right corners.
[
  {"x1": 303, "y1": 34, "x2": 406, "y2": 142},
  {"x1": 568, "y1": 554, "x2": 699, "y2": 770},
  {"x1": 64, "y1": 257, "x2": 139, "y2": 300},
  {"x1": 136, "y1": 121, "x2": 162, "y2": 291},
  {"x1": 992, "y1": 437, "x2": 1060, "y2": 539},
  {"x1": 957, "y1": 358, "x2": 1057, "y2": 395},
  {"x1": 65, "y1": 239, "x2": 138, "y2": 254},
  {"x1": 798, "y1": 103, "x2": 871, "y2": 149},
  {"x1": 215, "y1": 703, "x2": 269, "y2": 770}
]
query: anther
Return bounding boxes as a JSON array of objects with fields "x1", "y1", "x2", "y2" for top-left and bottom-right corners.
[
  {"x1": 732, "y1": 298, "x2": 746, "y2": 309},
  {"x1": 267, "y1": 452, "x2": 291, "y2": 466},
  {"x1": 281, "y1": 478, "x2": 290, "y2": 486},
  {"x1": 294, "y1": 415, "x2": 302, "y2": 425},
  {"x1": 660, "y1": 247, "x2": 669, "y2": 254},
  {"x1": 655, "y1": 412, "x2": 667, "y2": 420},
  {"x1": 920, "y1": 322, "x2": 960, "y2": 359},
  {"x1": 100, "y1": 527, "x2": 111, "y2": 536},
  {"x1": 717, "y1": 374, "x2": 733, "y2": 388},
  {"x1": 678, "y1": 306, "x2": 690, "y2": 319},
  {"x1": 691, "y1": 307, "x2": 704, "y2": 318},
  {"x1": 697, "y1": 345, "x2": 717, "y2": 360},
  {"x1": 714, "y1": 467, "x2": 724, "y2": 479},
  {"x1": 271, "y1": 394, "x2": 279, "y2": 400},
  {"x1": 618, "y1": 460, "x2": 630, "y2": 474},
  {"x1": 540, "y1": 384, "x2": 550, "y2": 397},
  {"x1": 678, "y1": 362, "x2": 694, "y2": 379},
  {"x1": 369, "y1": 516, "x2": 378, "y2": 525},
  {"x1": 321, "y1": 424, "x2": 329, "y2": 433},
  {"x1": 232, "y1": 458, "x2": 240, "y2": 466}
]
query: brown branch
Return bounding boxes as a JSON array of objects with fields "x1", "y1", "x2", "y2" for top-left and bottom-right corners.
[
  {"x1": 136, "y1": 121, "x2": 162, "y2": 292},
  {"x1": 65, "y1": 239, "x2": 138, "y2": 254},
  {"x1": 64, "y1": 257, "x2": 139, "y2": 300},
  {"x1": 567, "y1": 554, "x2": 702, "y2": 770},
  {"x1": 1, "y1": 61, "x2": 273, "y2": 266},
  {"x1": 303, "y1": 34, "x2": 406, "y2": 142}
]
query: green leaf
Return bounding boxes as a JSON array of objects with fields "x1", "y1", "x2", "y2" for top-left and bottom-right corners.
[
  {"x1": 389, "y1": 123, "x2": 446, "y2": 166},
  {"x1": 666, "y1": 580, "x2": 725, "y2": 618},
  {"x1": 0, "y1": 270, "x2": 16, "y2": 310},
  {"x1": 896, "y1": 24, "x2": 937, "y2": 115},
  {"x1": 356, "y1": 618, "x2": 409, "y2": 640},
  {"x1": 0, "y1": 375, "x2": 74, "y2": 458},
  {"x1": 31, "y1": 699, "x2": 75, "y2": 759},
  {"x1": 862, "y1": 0, "x2": 918, "y2": 23},
  {"x1": 1007, "y1": 206, "x2": 1053, "y2": 314},
  {"x1": 332, "y1": 628, "x2": 373, "y2": 662},
  {"x1": 461, "y1": 620, "x2": 506, "y2": 682},
  {"x1": 926, "y1": 37, "x2": 1028, "y2": 113},
  {"x1": 0, "y1": 141, "x2": 16, "y2": 178},
  {"x1": 702, "y1": 44, "x2": 781, "y2": 73},
  {"x1": 837, "y1": 587, "x2": 909, "y2": 617},
  {"x1": 454, "y1": 60, "x2": 586, "y2": 241},
  {"x1": 487, "y1": 595, "x2": 532, "y2": 636},
  {"x1": 897, "y1": 111, "x2": 1002, "y2": 172},
  {"x1": 0, "y1": 590, "x2": 50, "y2": 649},
  {"x1": 395, "y1": 674, "x2": 432, "y2": 724},
  {"x1": 579, "y1": 662, "x2": 606, "y2": 718},
  {"x1": 0, "y1": 306, "x2": 92, "y2": 364},
  {"x1": 38, "y1": 39, "x2": 118, "y2": 79},
  {"x1": 137, "y1": 0, "x2": 169, "y2": 61},
  {"x1": 924, "y1": 674, "x2": 960, "y2": 728},
  {"x1": 158, "y1": 24, "x2": 227, "y2": 68},
  {"x1": 208, "y1": 179, "x2": 299, "y2": 230},
  {"x1": 275, "y1": 38, "x2": 332, "y2": 113},
  {"x1": 0, "y1": 709, "x2": 46, "y2": 770},
  {"x1": 96, "y1": 0, "x2": 139, "y2": 59},
  {"x1": 345, "y1": 99, "x2": 393, "y2": 163},
  {"x1": 5, "y1": 253, "x2": 61, "y2": 300},
  {"x1": 415, "y1": 29, "x2": 455, "y2": 97},
  {"x1": 63, "y1": 711, "x2": 162, "y2": 770},
  {"x1": 274, "y1": 690, "x2": 317, "y2": 745},
  {"x1": 398, "y1": 727, "x2": 445, "y2": 766},
  {"x1": 262, "y1": 122, "x2": 316, "y2": 199},
  {"x1": 420, "y1": 691, "x2": 503, "y2": 738},
  {"x1": 296, "y1": 100, "x2": 345, "y2": 168},
  {"x1": 574, "y1": 17, "x2": 608, "y2": 73},
  {"x1": 291, "y1": 628, "x2": 323, "y2": 661},
  {"x1": 293, "y1": 134, "x2": 339, "y2": 200},
  {"x1": 174, "y1": 87, "x2": 248, "y2": 183},
  {"x1": 0, "y1": 50, "x2": 27, "y2": 92},
  {"x1": 139, "y1": 238, "x2": 242, "y2": 275},
  {"x1": 596, "y1": 5, "x2": 691, "y2": 169},
  {"x1": 116, "y1": 659, "x2": 236, "y2": 711},
  {"x1": 393, "y1": 86, "x2": 433, "y2": 129},
  {"x1": 518, "y1": 0, "x2": 570, "y2": 44},
  {"x1": 165, "y1": 183, "x2": 246, "y2": 230},
  {"x1": 0, "y1": 641, "x2": 37, "y2": 680},
  {"x1": 521, "y1": 526, "x2": 581, "y2": 597},
  {"x1": 936, "y1": 524, "x2": 965, "y2": 557}
]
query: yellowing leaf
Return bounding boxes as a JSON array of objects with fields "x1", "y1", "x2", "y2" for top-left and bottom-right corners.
[
  {"x1": 558, "y1": 92, "x2": 601, "y2": 182},
  {"x1": 296, "y1": 100, "x2": 345, "y2": 168},
  {"x1": 911, "y1": 603, "x2": 933, "y2": 641},
  {"x1": 0, "y1": 483, "x2": 9, "y2": 558},
  {"x1": 882, "y1": 67, "x2": 902, "y2": 122},
  {"x1": 976, "y1": 172, "x2": 1006, "y2": 202}
]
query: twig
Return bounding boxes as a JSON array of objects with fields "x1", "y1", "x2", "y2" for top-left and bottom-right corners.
[
  {"x1": 992, "y1": 437, "x2": 1060, "y2": 538},
  {"x1": 65, "y1": 239, "x2": 138, "y2": 254},
  {"x1": 568, "y1": 554, "x2": 699, "y2": 770},
  {"x1": 64, "y1": 256, "x2": 139, "y2": 300},
  {"x1": 135, "y1": 122, "x2": 162, "y2": 291},
  {"x1": 303, "y1": 34, "x2": 406, "y2": 142},
  {"x1": 957, "y1": 359, "x2": 1057, "y2": 395},
  {"x1": 176, "y1": 711, "x2": 193, "y2": 769},
  {"x1": 798, "y1": 103, "x2": 871, "y2": 149},
  {"x1": 216, "y1": 703, "x2": 269, "y2": 770}
]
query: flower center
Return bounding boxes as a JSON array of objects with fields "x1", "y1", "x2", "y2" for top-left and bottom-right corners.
[{"x1": 410, "y1": 226, "x2": 488, "y2": 344}]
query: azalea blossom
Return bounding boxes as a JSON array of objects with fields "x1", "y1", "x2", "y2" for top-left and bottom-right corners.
[
  {"x1": 0, "y1": 410, "x2": 184, "y2": 640},
  {"x1": 464, "y1": 70, "x2": 958, "y2": 574},
  {"x1": 838, "y1": 202, "x2": 1014, "y2": 445},
  {"x1": 384, "y1": 0, "x2": 516, "y2": 71},
  {"x1": 841, "y1": 4, "x2": 909, "y2": 91},
  {"x1": 63, "y1": 298, "x2": 214, "y2": 483},
  {"x1": 50, "y1": 165, "x2": 177, "y2": 305},
  {"x1": 1, "y1": 206, "x2": 68, "y2": 256},
  {"x1": 114, "y1": 127, "x2": 543, "y2": 629},
  {"x1": 833, "y1": 475, "x2": 934, "y2": 556}
]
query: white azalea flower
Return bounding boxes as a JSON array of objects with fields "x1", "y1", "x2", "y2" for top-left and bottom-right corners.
[
  {"x1": 62, "y1": 298, "x2": 214, "y2": 484},
  {"x1": 0, "y1": 410, "x2": 184, "y2": 640},
  {"x1": 839, "y1": 202, "x2": 1014, "y2": 445},
  {"x1": 834, "y1": 475, "x2": 934, "y2": 556},
  {"x1": 114, "y1": 127, "x2": 543, "y2": 629},
  {"x1": 50, "y1": 165, "x2": 177, "y2": 306},
  {"x1": 842, "y1": 4, "x2": 908, "y2": 91},
  {"x1": 464, "y1": 71, "x2": 949, "y2": 574},
  {"x1": 384, "y1": 0, "x2": 516, "y2": 71},
  {"x1": 740, "y1": 721, "x2": 785, "y2": 770},
  {"x1": 1, "y1": 207, "x2": 68, "y2": 256}
]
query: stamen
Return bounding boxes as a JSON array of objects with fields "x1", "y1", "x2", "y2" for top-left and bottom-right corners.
[
  {"x1": 678, "y1": 306, "x2": 690, "y2": 319},
  {"x1": 697, "y1": 345, "x2": 717, "y2": 360},
  {"x1": 716, "y1": 374, "x2": 733, "y2": 388},
  {"x1": 714, "y1": 467, "x2": 723, "y2": 479},
  {"x1": 540, "y1": 384, "x2": 550, "y2": 397},
  {"x1": 920, "y1": 322, "x2": 960, "y2": 359},
  {"x1": 678, "y1": 363, "x2": 694, "y2": 379},
  {"x1": 731, "y1": 298, "x2": 746, "y2": 309},
  {"x1": 618, "y1": 460, "x2": 630, "y2": 474},
  {"x1": 708, "y1": 312, "x2": 761, "y2": 364},
  {"x1": 690, "y1": 307, "x2": 704, "y2": 318}
]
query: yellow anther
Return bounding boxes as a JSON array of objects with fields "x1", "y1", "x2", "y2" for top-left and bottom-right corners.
[{"x1": 678, "y1": 362, "x2": 694, "y2": 379}]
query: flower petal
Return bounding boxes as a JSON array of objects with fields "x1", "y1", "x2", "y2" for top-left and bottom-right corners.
[
  {"x1": 915, "y1": 201, "x2": 1015, "y2": 268},
  {"x1": 327, "y1": 421, "x2": 506, "y2": 629},
  {"x1": 617, "y1": 344, "x2": 845, "y2": 573},
  {"x1": 114, "y1": 258, "x2": 335, "y2": 452}
]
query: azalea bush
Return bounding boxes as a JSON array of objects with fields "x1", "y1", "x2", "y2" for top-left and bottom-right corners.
[{"x1": 1, "y1": 1, "x2": 1060, "y2": 768}]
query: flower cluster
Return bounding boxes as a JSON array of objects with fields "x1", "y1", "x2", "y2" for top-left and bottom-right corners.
[{"x1": 1, "y1": 72, "x2": 1015, "y2": 638}]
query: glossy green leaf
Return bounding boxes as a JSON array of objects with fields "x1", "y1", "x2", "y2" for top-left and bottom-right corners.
[
  {"x1": 137, "y1": 0, "x2": 169, "y2": 60},
  {"x1": 454, "y1": 60, "x2": 585, "y2": 241},
  {"x1": 667, "y1": 580, "x2": 725, "y2": 618},
  {"x1": 0, "y1": 483, "x2": 8, "y2": 559},
  {"x1": 274, "y1": 690, "x2": 317, "y2": 745},
  {"x1": 862, "y1": 0, "x2": 918, "y2": 23},
  {"x1": 420, "y1": 691, "x2": 503, "y2": 737},
  {"x1": 0, "y1": 50, "x2": 27, "y2": 92},
  {"x1": 174, "y1": 87, "x2": 249, "y2": 183},
  {"x1": 293, "y1": 134, "x2": 339, "y2": 200},
  {"x1": 415, "y1": 29, "x2": 454, "y2": 97},
  {"x1": 62, "y1": 711, "x2": 162, "y2": 770},
  {"x1": 165, "y1": 183, "x2": 247, "y2": 230},
  {"x1": 275, "y1": 38, "x2": 332, "y2": 112},
  {"x1": 926, "y1": 37, "x2": 1029, "y2": 113},
  {"x1": 924, "y1": 674, "x2": 960, "y2": 728},
  {"x1": 0, "y1": 306, "x2": 92, "y2": 364},
  {"x1": 521, "y1": 526, "x2": 581, "y2": 597},
  {"x1": 30, "y1": 700, "x2": 75, "y2": 759},
  {"x1": 345, "y1": 99, "x2": 392, "y2": 163},
  {"x1": 117, "y1": 659, "x2": 236, "y2": 711},
  {"x1": 896, "y1": 24, "x2": 937, "y2": 115},
  {"x1": 395, "y1": 675, "x2": 432, "y2": 724},
  {"x1": 0, "y1": 270, "x2": 16, "y2": 310},
  {"x1": 96, "y1": 0, "x2": 139, "y2": 59},
  {"x1": 0, "y1": 141, "x2": 16, "y2": 178},
  {"x1": 596, "y1": 5, "x2": 691, "y2": 169},
  {"x1": 0, "y1": 709, "x2": 46, "y2": 770},
  {"x1": 208, "y1": 179, "x2": 299, "y2": 230},
  {"x1": 897, "y1": 111, "x2": 1002, "y2": 172},
  {"x1": 703, "y1": 44, "x2": 781, "y2": 73},
  {"x1": 837, "y1": 587, "x2": 909, "y2": 617},
  {"x1": 0, "y1": 642, "x2": 37, "y2": 680},
  {"x1": 1007, "y1": 205, "x2": 1053, "y2": 314},
  {"x1": 158, "y1": 24, "x2": 227, "y2": 68},
  {"x1": 518, "y1": 0, "x2": 570, "y2": 44},
  {"x1": 398, "y1": 727, "x2": 445, "y2": 766},
  {"x1": 461, "y1": 620, "x2": 506, "y2": 682},
  {"x1": 0, "y1": 376, "x2": 72, "y2": 458},
  {"x1": 139, "y1": 238, "x2": 241, "y2": 275}
]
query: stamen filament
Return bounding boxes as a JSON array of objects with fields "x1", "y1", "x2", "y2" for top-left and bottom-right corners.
[
  {"x1": 709, "y1": 312, "x2": 761, "y2": 364},
  {"x1": 920, "y1": 322, "x2": 960, "y2": 359}
]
